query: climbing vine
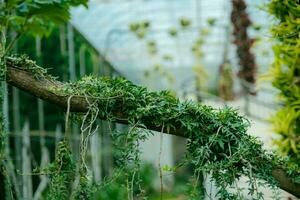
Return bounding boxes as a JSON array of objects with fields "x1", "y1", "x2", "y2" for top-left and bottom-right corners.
[
  {"x1": 45, "y1": 140, "x2": 76, "y2": 200},
  {"x1": 267, "y1": 1, "x2": 300, "y2": 163}
]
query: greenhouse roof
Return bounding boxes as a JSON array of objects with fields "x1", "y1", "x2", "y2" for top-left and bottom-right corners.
[{"x1": 71, "y1": 0, "x2": 271, "y2": 91}]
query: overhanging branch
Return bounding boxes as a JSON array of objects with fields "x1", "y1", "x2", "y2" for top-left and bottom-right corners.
[{"x1": 5, "y1": 59, "x2": 300, "y2": 198}]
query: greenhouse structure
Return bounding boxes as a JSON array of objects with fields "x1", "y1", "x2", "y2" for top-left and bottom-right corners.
[{"x1": 0, "y1": 0, "x2": 299, "y2": 199}]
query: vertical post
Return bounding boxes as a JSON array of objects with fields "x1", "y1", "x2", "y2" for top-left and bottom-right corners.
[
  {"x1": 22, "y1": 121, "x2": 32, "y2": 200},
  {"x1": 60, "y1": 24, "x2": 68, "y2": 82},
  {"x1": 67, "y1": 23, "x2": 76, "y2": 81},
  {"x1": 244, "y1": 89, "x2": 250, "y2": 116},
  {"x1": 90, "y1": 132, "x2": 101, "y2": 182},
  {"x1": 12, "y1": 87, "x2": 22, "y2": 197},
  {"x1": 0, "y1": 4, "x2": 7, "y2": 197},
  {"x1": 35, "y1": 36, "x2": 45, "y2": 136},
  {"x1": 79, "y1": 46, "x2": 86, "y2": 77},
  {"x1": 195, "y1": 0, "x2": 201, "y2": 28},
  {"x1": 67, "y1": 23, "x2": 79, "y2": 163},
  {"x1": 92, "y1": 54, "x2": 99, "y2": 76},
  {"x1": 33, "y1": 36, "x2": 49, "y2": 200},
  {"x1": 90, "y1": 55, "x2": 102, "y2": 182},
  {"x1": 55, "y1": 124, "x2": 62, "y2": 147},
  {"x1": 60, "y1": 25, "x2": 67, "y2": 56},
  {"x1": 12, "y1": 87, "x2": 20, "y2": 170},
  {"x1": 3, "y1": 83, "x2": 8, "y2": 134}
]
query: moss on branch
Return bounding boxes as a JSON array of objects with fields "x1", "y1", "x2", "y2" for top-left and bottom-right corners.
[{"x1": 5, "y1": 56, "x2": 300, "y2": 199}]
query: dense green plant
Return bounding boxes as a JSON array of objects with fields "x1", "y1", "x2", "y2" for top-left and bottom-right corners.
[
  {"x1": 8, "y1": 26, "x2": 99, "y2": 131},
  {"x1": 147, "y1": 40, "x2": 157, "y2": 55},
  {"x1": 219, "y1": 61, "x2": 234, "y2": 101},
  {"x1": 45, "y1": 140, "x2": 76, "y2": 200},
  {"x1": 93, "y1": 163, "x2": 156, "y2": 200},
  {"x1": 179, "y1": 17, "x2": 191, "y2": 28},
  {"x1": 5, "y1": 52, "x2": 300, "y2": 198},
  {"x1": 2, "y1": 1, "x2": 300, "y2": 200},
  {"x1": 129, "y1": 20, "x2": 150, "y2": 39},
  {"x1": 267, "y1": 0, "x2": 300, "y2": 163},
  {"x1": 40, "y1": 70, "x2": 298, "y2": 199},
  {"x1": 0, "y1": 0, "x2": 87, "y2": 198},
  {"x1": 191, "y1": 28, "x2": 210, "y2": 100},
  {"x1": 207, "y1": 18, "x2": 216, "y2": 26},
  {"x1": 0, "y1": 0, "x2": 87, "y2": 53},
  {"x1": 168, "y1": 27, "x2": 178, "y2": 37}
]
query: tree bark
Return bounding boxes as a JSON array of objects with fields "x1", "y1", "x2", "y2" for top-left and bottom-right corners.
[{"x1": 5, "y1": 62, "x2": 300, "y2": 198}]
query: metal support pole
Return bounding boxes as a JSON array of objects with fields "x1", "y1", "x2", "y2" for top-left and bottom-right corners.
[{"x1": 67, "y1": 23, "x2": 76, "y2": 81}]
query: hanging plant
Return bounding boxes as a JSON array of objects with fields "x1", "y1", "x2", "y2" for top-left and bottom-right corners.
[
  {"x1": 45, "y1": 140, "x2": 76, "y2": 200},
  {"x1": 218, "y1": 61, "x2": 234, "y2": 101},
  {"x1": 231, "y1": 0, "x2": 257, "y2": 93},
  {"x1": 147, "y1": 40, "x2": 157, "y2": 55},
  {"x1": 179, "y1": 17, "x2": 191, "y2": 28},
  {"x1": 267, "y1": 0, "x2": 300, "y2": 163},
  {"x1": 129, "y1": 21, "x2": 150, "y2": 39},
  {"x1": 4, "y1": 55, "x2": 300, "y2": 198},
  {"x1": 191, "y1": 29, "x2": 209, "y2": 98},
  {"x1": 168, "y1": 28, "x2": 178, "y2": 37},
  {"x1": 207, "y1": 18, "x2": 217, "y2": 26},
  {"x1": 162, "y1": 54, "x2": 173, "y2": 61}
]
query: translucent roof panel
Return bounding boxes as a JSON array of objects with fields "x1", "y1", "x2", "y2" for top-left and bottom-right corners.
[{"x1": 71, "y1": 0, "x2": 272, "y2": 92}]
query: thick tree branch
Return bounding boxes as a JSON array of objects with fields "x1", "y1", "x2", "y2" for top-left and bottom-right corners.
[{"x1": 5, "y1": 62, "x2": 300, "y2": 198}]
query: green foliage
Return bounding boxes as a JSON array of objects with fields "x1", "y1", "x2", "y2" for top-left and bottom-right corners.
[
  {"x1": 267, "y1": 0, "x2": 300, "y2": 162},
  {"x1": 219, "y1": 61, "x2": 234, "y2": 101},
  {"x1": 207, "y1": 18, "x2": 216, "y2": 26},
  {"x1": 6, "y1": 55, "x2": 300, "y2": 198},
  {"x1": 93, "y1": 163, "x2": 156, "y2": 200},
  {"x1": 1, "y1": 0, "x2": 300, "y2": 198},
  {"x1": 168, "y1": 27, "x2": 177, "y2": 37},
  {"x1": 0, "y1": 0, "x2": 87, "y2": 37},
  {"x1": 147, "y1": 40, "x2": 157, "y2": 55},
  {"x1": 45, "y1": 73, "x2": 299, "y2": 199},
  {"x1": 179, "y1": 17, "x2": 191, "y2": 28},
  {"x1": 93, "y1": 172, "x2": 128, "y2": 200},
  {"x1": 7, "y1": 55, "x2": 56, "y2": 80},
  {"x1": 45, "y1": 140, "x2": 76, "y2": 200},
  {"x1": 191, "y1": 29, "x2": 209, "y2": 94},
  {"x1": 162, "y1": 54, "x2": 173, "y2": 61},
  {"x1": 72, "y1": 170, "x2": 94, "y2": 200},
  {"x1": 129, "y1": 21, "x2": 150, "y2": 39},
  {"x1": 252, "y1": 24, "x2": 262, "y2": 31}
]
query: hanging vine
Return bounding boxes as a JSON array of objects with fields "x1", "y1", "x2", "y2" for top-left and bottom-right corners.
[
  {"x1": 40, "y1": 65, "x2": 299, "y2": 198},
  {"x1": 4, "y1": 55, "x2": 300, "y2": 198},
  {"x1": 231, "y1": 0, "x2": 257, "y2": 93},
  {"x1": 45, "y1": 140, "x2": 76, "y2": 200}
]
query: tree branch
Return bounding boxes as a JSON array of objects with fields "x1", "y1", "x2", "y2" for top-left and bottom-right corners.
[{"x1": 5, "y1": 60, "x2": 300, "y2": 198}]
